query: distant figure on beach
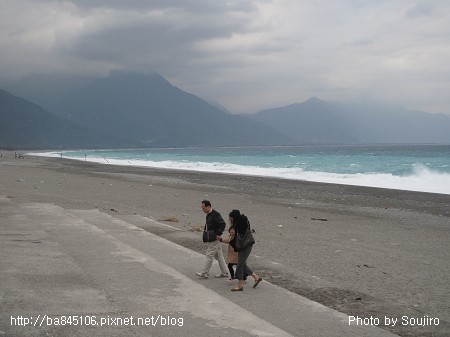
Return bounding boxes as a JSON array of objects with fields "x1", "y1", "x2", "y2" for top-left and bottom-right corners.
[
  {"x1": 195, "y1": 200, "x2": 229, "y2": 279},
  {"x1": 226, "y1": 210, "x2": 262, "y2": 292}
]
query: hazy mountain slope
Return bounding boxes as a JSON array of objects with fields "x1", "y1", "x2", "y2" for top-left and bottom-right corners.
[
  {"x1": 7, "y1": 73, "x2": 93, "y2": 114},
  {"x1": 250, "y1": 98, "x2": 450, "y2": 144},
  {"x1": 0, "y1": 89, "x2": 140, "y2": 149},
  {"x1": 7, "y1": 71, "x2": 450, "y2": 147},
  {"x1": 341, "y1": 102, "x2": 450, "y2": 143},
  {"x1": 250, "y1": 97, "x2": 357, "y2": 144},
  {"x1": 53, "y1": 71, "x2": 293, "y2": 147}
]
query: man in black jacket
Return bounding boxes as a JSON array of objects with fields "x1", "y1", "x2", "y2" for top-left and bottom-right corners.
[{"x1": 196, "y1": 200, "x2": 229, "y2": 279}]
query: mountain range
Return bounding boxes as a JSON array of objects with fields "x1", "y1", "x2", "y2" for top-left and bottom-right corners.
[
  {"x1": 50, "y1": 72, "x2": 292, "y2": 147},
  {"x1": 250, "y1": 97, "x2": 450, "y2": 144},
  {"x1": 1, "y1": 71, "x2": 450, "y2": 149},
  {"x1": 0, "y1": 89, "x2": 140, "y2": 150}
]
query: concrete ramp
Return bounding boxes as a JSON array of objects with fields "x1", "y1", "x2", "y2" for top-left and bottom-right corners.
[{"x1": 0, "y1": 196, "x2": 397, "y2": 336}]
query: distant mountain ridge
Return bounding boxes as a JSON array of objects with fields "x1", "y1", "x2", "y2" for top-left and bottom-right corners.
[
  {"x1": 249, "y1": 97, "x2": 357, "y2": 144},
  {"x1": 0, "y1": 89, "x2": 140, "y2": 149},
  {"x1": 1, "y1": 72, "x2": 293, "y2": 149},
  {"x1": 51, "y1": 71, "x2": 293, "y2": 147},
  {"x1": 2, "y1": 71, "x2": 450, "y2": 150},
  {"x1": 249, "y1": 97, "x2": 450, "y2": 144}
]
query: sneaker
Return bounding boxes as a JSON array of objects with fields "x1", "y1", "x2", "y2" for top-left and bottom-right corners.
[
  {"x1": 195, "y1": 272, "x2": 209, "y2": 279},
  {"x1": 226, "y1": 278, "x2": 235, "y2": 285},
  {"x1": 214, "y1": 273, "x2": 229, "y2": 278}
]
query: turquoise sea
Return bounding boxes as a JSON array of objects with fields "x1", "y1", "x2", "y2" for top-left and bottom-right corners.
[{"x1": 35, "y1": 145, "x2": 450, "y2": 195}]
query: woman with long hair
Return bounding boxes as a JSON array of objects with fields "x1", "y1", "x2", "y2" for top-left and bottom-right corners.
[{"x1": 227, "y1": 209, "x2": 262, "y2": 291}]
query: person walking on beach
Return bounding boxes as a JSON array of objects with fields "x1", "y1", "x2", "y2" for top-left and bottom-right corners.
[
  {"x1": 196, "y1": 200, "x2": 229, "y2": 279},
  {"x1": 217, "y1": 211, "x2": 248, "y2": 284},
  {"x1": 225, "y1": 210, "x2": 262, "y2": 292}
]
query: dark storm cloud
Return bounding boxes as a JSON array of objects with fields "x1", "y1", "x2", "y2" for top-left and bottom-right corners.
[{"x1": 1, "y1": 0, "x2": 449, "y2": 114}]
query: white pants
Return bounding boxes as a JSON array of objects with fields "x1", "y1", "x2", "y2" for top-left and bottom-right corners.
[{"x1": 202, "y1": 240, "x2": 228, "y2": 275}]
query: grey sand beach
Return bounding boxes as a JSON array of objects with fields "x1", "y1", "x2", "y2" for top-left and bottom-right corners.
[{"x1": 0, "y1": 153, "x2": 449, "y2": 336}]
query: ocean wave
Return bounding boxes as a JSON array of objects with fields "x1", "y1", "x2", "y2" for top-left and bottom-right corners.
[{"x1": 31, "y1": 152, "x2": 450, "y2": 195}]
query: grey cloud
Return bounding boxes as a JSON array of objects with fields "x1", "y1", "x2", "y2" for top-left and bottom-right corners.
[
  {"x1": 69, "y1": 0, "x2": 257, "y2": 16},
  {"x1": 1, "y1": 0, "x2": 450, "y2": 115},
  {"x1": 349, "y1": 38, "x2": 375, "y2": 47},
  {"x1": 50, "y1": 1, "x2": 262, "y2": 83},
  {"x1": 57, "y1": 2, "x2": 255, "y2": 60},
  {"x1": 405, "y1": 3, "x2": 434, "y2": 19}
]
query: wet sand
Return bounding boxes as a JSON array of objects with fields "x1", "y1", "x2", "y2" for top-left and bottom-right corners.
[{"x1": 1, "y1": 152, "x2": 449, "y2": 336}]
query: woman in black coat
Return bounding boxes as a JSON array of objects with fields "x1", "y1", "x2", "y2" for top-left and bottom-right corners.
[{"x1": 227, "y1": 210, "x2": 262, "y2": 291}]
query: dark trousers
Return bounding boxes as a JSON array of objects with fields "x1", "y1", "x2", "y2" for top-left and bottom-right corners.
[
  {"x1": 235, "y1": 245, "x2": 253, "y2": 281},
  {"x1": 228, "y1": 263, "x2": 249, "y2": 280},
  {"x1": 228, "y1": 263, "x2": 235, "y2": 279}
]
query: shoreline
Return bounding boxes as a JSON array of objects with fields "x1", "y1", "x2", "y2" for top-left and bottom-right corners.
[
  {"x1": 25, "y1": 146, "x2": 450, "y2": 196},
  {"x1": 47, "y1": 154, "x2": 450, "y2": 217},
  {"x1": 1, "y1": 153, "x2": 449, "y2": 336}
]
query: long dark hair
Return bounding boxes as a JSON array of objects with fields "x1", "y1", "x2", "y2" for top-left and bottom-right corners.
[
  {"x1": 229, "y1": 209, "x2": 241, "y2": 225},
  {"x1": 229, "y1": 209, "x2": 249, "y2": 232}
]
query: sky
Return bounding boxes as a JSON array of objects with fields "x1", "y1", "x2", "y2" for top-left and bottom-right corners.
[{"x1": 1, "y1": 0, "x2": 449, "y2": 114}]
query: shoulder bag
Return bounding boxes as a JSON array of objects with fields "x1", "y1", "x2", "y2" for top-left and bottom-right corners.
[
  {"x1": 202, "y1": 224, "x2": 216, "y2": 242},
  {"x1": 235, "y1": 227, "x2": 255, "y2": 251}
]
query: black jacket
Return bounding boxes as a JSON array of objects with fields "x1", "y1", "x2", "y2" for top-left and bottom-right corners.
[{"x1": 205, "y1": 209, "x2": 226, "y2": 236}]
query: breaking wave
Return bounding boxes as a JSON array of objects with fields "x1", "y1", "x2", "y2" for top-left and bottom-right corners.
[{"x1": 33, "y1": 152, "x2": 450, "y2": 195}]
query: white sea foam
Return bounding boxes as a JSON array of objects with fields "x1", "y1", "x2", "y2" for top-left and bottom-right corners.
[{"x1": 31, "y1": 152, "x2": 450, "y2": 195}]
